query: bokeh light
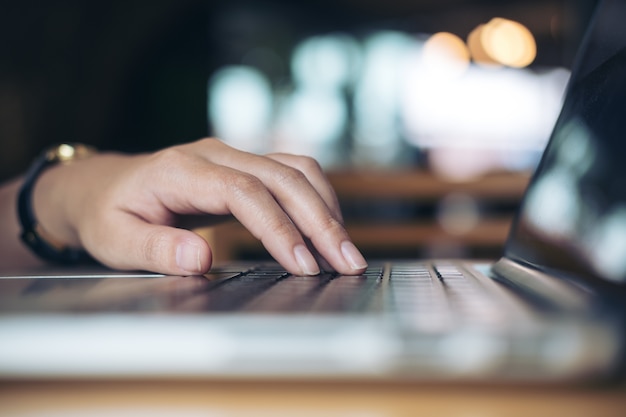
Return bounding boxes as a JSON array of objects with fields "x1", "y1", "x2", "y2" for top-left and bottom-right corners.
[
  {"x1": 468, "y1": 18, "x2": 536, "y2": 68},
  {"x1": 353, "y1": 31, "x2": 415, "y2": 165},
  {"x1": 208, "y1": 66, "x2": 273, "y2": 153},
  {"x1": 422, "y1": 32, "x2": 471, "y2": 77},
  {"x1": 467, "y1": 24, "x2": 500, "y2": 67},
  {"x1": 291, "y1": 33, "x2": 361, "y2": 89},
  {"x1": 206, "y1": 22, "x2": 565, "y2": 174}
]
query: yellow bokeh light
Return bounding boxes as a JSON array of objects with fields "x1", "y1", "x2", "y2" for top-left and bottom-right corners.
[
  {"x1": 467, "y1": 24, "x2": 500, "y2": 67},
  {"x1": 480, "y1": 18, "x2": 536, "y2": 68},
  {"x1": 422, "y1": 32, "x2": 471, "y2": 76}
]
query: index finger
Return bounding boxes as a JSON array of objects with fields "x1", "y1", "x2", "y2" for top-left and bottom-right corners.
[
  {"x1": 265, "y1": 153, "x2": 344, "y2": 223},
  {"x1": 188, "y1": 140, "x2": 367, "y2": 275}
]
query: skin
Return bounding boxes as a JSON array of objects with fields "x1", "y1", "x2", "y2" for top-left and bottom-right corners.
[{"x1": 0, "y1": 138, "x2": 368, "y2": 276}]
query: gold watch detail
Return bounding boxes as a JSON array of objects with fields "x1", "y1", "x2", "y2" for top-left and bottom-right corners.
[{"x1": 18, "y1": 143, "x2": 97, "y2": 264}]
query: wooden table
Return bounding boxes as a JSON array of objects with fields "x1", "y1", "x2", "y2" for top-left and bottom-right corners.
[{"x1": 2, "y1": 379, "x2": 625, "y2": 416}]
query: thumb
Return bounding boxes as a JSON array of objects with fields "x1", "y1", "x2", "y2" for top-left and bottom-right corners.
[{"x1": 84, "y1": 213, "x2": 213, "y2": 275}]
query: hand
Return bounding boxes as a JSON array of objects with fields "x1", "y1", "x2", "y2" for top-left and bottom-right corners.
[{"x1": 32, "y1": 138, "x2": 368, "y2": 276}]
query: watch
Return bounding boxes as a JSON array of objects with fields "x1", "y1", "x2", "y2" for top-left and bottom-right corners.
[{"x1": 17, "y1": 143, "x2": 96, "y2": 264}]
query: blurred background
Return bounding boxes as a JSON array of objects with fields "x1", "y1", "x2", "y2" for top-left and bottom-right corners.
[{"x1": 0, "y1": 0, "x2": 600, "y2": 261}]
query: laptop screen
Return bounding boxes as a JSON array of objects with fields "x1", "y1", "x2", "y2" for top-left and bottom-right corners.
[{"x1": 505, "y1": 0, "x2": 626, "y2": 287}]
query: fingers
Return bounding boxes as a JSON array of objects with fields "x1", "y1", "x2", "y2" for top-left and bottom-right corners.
[
  {"x1": 86, "y1": 150, "x2": 323, "y2": 276},
  {"x1": 265, "y1": 153, "x2": 344, "y2": 223},
  {"x1": 77, "y1": 139, "x2": 367, "y2": 276},
  {"x1": 208, "y1": 167, "x2": 323, "y2": 275},
  {"x1": 84, "y1": 211, "x2": 213, "y2": 276},
  {"x1": 183, "y1": 139, "x2": 367, "y2": 275}
]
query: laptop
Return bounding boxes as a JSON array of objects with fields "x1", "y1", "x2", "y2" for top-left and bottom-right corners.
[{"x1": 1, "y1": 0, "x2": 625, "y2": 383}]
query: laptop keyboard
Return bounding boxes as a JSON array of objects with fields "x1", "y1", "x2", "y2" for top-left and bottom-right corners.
[
  {"x1": 8, "y1": 262, "x2": 508, "y2": 327},
  {"x1": 200, "y1": 265, "x2": 382, "y2": 313},
  {"x1": 389, "y1": 263, "x2": 504, "y2": 328},
  {"x1": 186, "y1": 262, "x2": 506, "y2": 325}
]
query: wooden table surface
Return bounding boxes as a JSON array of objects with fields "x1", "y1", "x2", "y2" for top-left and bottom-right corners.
[{"x1": 1, "y1": 379, "x2": 625, "y2": 417}]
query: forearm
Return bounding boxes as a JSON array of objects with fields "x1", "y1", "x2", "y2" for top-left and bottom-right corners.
[{"x1": 0, "y1": 177, "x2": 45, "y2": 269}]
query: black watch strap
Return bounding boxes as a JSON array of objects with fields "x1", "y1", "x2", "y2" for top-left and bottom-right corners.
[{"x1": 17, "y1": 144, "x2": 95, "y2": 264}]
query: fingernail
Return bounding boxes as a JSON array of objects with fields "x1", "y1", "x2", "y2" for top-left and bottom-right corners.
[
  {"x1": 341, "y1": 241, "x2": 368, "y2": 270},
  {"x1": 294, "y1": 244, "x2": 320, "y2": 276},
  {"x1": 176, "y1": 243, "x2": 203, "y2": 274}
]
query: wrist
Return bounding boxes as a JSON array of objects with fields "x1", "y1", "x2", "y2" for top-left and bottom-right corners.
[
  {"x1": 32, "y1": 163, "x2": 82, "y2": 249},
  {"x1": 19, "y1": 144, "x2": 96, "y2": 263}
]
